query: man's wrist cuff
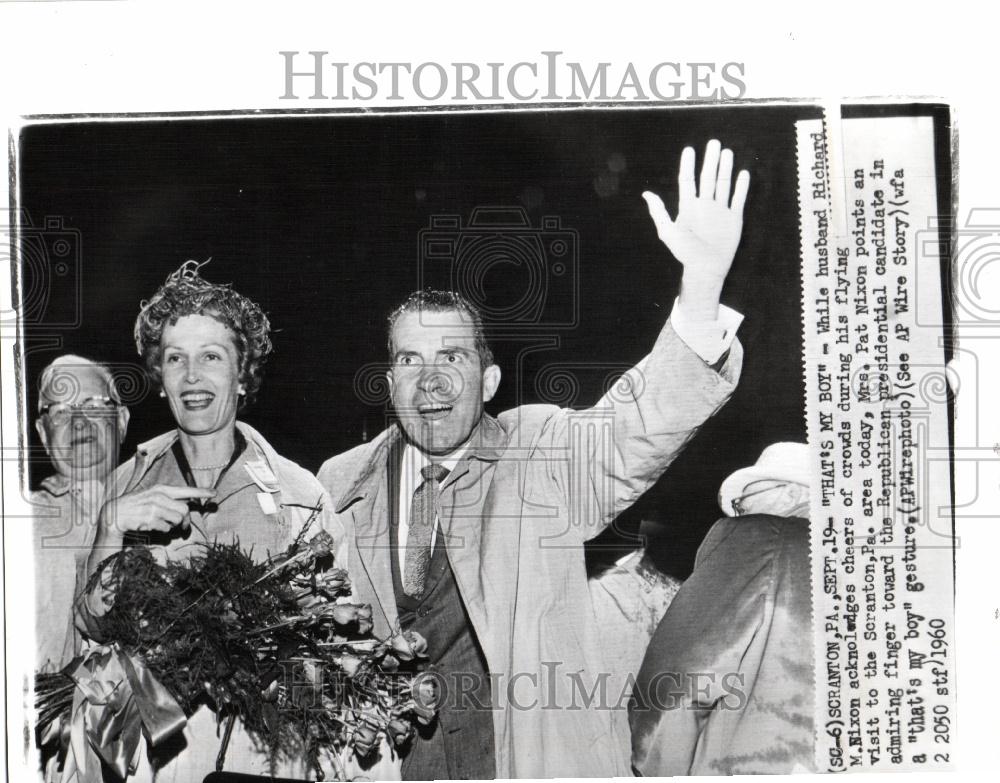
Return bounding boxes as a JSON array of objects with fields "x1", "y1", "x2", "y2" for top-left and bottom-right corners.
[{"x1": 669, "y1": 297, "x2": 744, "y2": 364}]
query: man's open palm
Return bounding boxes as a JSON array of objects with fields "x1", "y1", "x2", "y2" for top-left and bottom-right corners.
[{"x1": 643, "y1": 139, "x2": 750, "y2": 289}]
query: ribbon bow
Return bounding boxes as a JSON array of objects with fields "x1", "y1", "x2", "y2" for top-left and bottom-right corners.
[{"x1": 60, "y1": 644, "x2": 186, "y2": 783}]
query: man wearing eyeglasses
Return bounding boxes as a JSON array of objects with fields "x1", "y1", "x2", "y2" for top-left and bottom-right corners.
[
  {"x1": 630, "y1": 442, "x2": 815, "y2": 775},
  {"x1": 31, "y1": 355, "x2": 129, "y2": 672}
]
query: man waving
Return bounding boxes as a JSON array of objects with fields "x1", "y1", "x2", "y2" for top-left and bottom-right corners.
[{"x1": 319, "y1": 140, "x2": 750, "y2": 778}]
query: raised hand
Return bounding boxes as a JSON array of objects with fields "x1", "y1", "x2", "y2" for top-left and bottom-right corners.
[{"x1": 643, "y1": 139, "x2": 749, "y2": 321}]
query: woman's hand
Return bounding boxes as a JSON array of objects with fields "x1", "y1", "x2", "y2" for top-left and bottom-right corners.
[
  {"x1": 95, "y1": 484, "x2": 216, "y2": 547},
  {"x1": 80, "y1": 484, "x2": 218, "y2": 625}
]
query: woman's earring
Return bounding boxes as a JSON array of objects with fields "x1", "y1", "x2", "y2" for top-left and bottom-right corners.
[{"x1": 159, "y1": 390, "x2": 166, "y2": 398}]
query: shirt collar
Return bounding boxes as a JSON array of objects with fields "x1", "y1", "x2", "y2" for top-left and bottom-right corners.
[
  {"x1": 134, "y1": 422, "x2": 281, "y2": 491},
  {"x1": 402, "y1": 441, "x2": 468, "y2": 478},
  {"x1": 39, "y1": 473, "x2": 104, "y2": 497},
  {"x1": 334, "y1": 414, "x2": 510, "y2": 512},
  {"x1": 402, "y1": 414, "x2": 508, "y2": 468}
]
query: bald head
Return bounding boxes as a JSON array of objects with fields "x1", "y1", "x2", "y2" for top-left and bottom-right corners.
[
  {"x1": 38, "y1": 355, "x2": 120, "y2": 410},
  {"x1": 35, "y1": 355, "x2": 129, "y2": 483}
]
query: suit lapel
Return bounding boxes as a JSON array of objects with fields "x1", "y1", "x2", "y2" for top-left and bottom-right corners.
[
  {"x1": 338, "y1": 417, "x2": 510, "y2": 639},
  {"x1": 337, "y1": 431, "x2": 402, "y2": 634},
  {"x1": 438, "y1": 415, "x2": 509, "y2": 637},
  {"x1": 351, "y1": 482, "x2": 399, "y2": 632}
]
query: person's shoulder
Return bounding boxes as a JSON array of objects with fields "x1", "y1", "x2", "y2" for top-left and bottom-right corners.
[
  {"x1": 696, "y1": 514, "x2": 807, "y2": 564},
  {"x1": 235, "y1": 422, "x2": 326, "y2": 498},
  {"x1": 27, "y1": 487, "x2": 48, "y2": 504},
  {"x1": 28, "y1": 483, "x2": 63, "y2": 511},
  {"x1": 316, "y1": 437, "x2": 384, "y2": 490},
  {"x1": 736, "y1": 514, "x2": 808, "y2": 546},
  {"x1": 113, "y1": 452, "x2": 140, "y2": 476},
  {"x1": 269, "y1": 450, "x2": 324, "y2": 491},
  {"x1": 102, "y1": 452, "x2": 142, "y2": 496},
  {"x1": 320, "y1": 438, "x2": 379, "y2": 467}
]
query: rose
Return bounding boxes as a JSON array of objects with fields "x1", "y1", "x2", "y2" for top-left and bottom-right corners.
[
  {"x1": 388, "y1": 630, "x2": 429, "y2": 661},
  {"x1": 326, "y1": 603, "x2": 374, "y2": 633},
  {"x1": 413, "y1": 674, "x2": 438, "y2": 707},
  {"x1": 297, "y1": 601, "x2": 375, "y2": 633},
  {"x1": 253, "y1": 528, "x2": 337, "y2": 584},
  {"x1": 337, "y1": 653, "x2": 363, "y2": 678},
  {"x1": 290, "y1": 568, "x2": 351, "y2": 601},
  {"x1": 294, "y1": 594, "x2": 325, "y2": 611},
  {"x1": 351, "y1": 720, "x2": 380, "y2": 758},
  {"x1": 353, "y1": 604, "x2": 374, "y2": 635},
  {"x1": 330, "y1": 604, "x2": 357, "y2": 624},
  {"x1": 387, "y1": 716, "x2": 414, "y2": 748},
  {"x1": 300, "y1": 658, "x2": 323, "y2": 685},
  {"x1": 316, "y1": 568, "x2": 350, "y2": 593},
  {"x1": 409, "y1": 672, "x2": 439, "y2": 725},
  {"x1": 402, "y1": 630, "x2": 427, "y2": 657},
  {"x1": 308, "y1": 530, "x2": 334, "y2": 558}
]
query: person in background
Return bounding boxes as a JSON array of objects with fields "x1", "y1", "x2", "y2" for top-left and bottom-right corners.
[
  {"x1": 32, "y1": 355, "x2": 129, "y2": 673},
  {"x1": 630, "y1": 442, "x2": 816, "y2": 775},
  {"x1": 588, "y1": 542, "x2": 681, "y2": 763}
]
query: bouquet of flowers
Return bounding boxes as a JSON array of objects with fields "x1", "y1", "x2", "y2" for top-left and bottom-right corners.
[{"x1": 35, "y1": 511, "x2": 437, "y2": 781}]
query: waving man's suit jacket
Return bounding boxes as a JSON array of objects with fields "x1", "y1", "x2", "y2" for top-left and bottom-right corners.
[{"x1": 318, "y1": 322, "x2": 741, "y2": 778}]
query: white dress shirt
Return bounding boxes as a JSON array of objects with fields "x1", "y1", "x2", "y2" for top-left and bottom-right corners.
[
  {"x1": 669, "y1": 298, "x2": 744, "y2": 365},
  {"x1": 396, "y1": 442, "x2": 467, "y2": 573}
]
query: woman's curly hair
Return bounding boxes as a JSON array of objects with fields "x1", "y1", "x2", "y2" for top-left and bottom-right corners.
[{"x1": 134, "y1": 261, "x2": 272, "y2": 409}]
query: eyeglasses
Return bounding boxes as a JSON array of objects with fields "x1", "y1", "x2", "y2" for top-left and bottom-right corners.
[
  {"x1": 731, "y1": 481, "x2": 790, "y2": 516},
  {"x1": 40, "y1": 396, "x2": 119, "y2": 426}
]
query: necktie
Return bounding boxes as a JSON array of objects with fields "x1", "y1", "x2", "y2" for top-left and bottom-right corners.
[{"x1": 403, "y1": 463, "x2": 449, "y2": 598}]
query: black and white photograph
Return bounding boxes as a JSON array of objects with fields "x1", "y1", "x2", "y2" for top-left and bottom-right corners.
[
  {"x1": 8, "y1": 97, "x2": 961, "y2": 781},
  {"x1": 0, "y1": 6, "x2": 984, "y2": 781},
  {"x1": 10, "y1": 105, "x2": 825, "y2": 780}
]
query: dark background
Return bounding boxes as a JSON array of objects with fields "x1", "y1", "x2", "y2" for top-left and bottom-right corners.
[{"x1": 18, "y1": 105, "x2": 818, "y2": 578}]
